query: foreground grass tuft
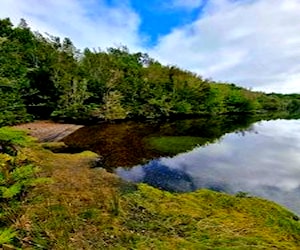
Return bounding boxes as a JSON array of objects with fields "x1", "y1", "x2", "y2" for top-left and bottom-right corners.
[{"x1": 119, "y1": 184, "x2": 300, "y2": 249}]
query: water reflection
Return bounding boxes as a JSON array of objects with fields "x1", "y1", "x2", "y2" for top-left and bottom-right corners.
[
  {"x1": 116, "y1": 119, "x2": 300, "y2": 215},
  {"x1": 63, "y1": 115, "x2": 260, "y2": 168}
]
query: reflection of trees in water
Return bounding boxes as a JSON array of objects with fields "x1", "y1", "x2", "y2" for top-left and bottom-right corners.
[
  {"x1": 63, "y1": 114, "x2": 272, "y2": 169},
  {"x1": 234, "y1": 125, "x2": 258, "y2": 136}
]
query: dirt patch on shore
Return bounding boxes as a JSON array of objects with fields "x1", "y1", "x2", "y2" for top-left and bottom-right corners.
[{"x1": 14, "y1": 120, "x2": 84, "y2": 142}]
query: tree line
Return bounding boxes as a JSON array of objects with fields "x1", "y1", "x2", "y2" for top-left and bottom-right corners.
[{"x1": 0, "y1": 17, "x2": 300, "y2": 126}]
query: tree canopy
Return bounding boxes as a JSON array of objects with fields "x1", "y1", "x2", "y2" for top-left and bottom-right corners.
[{"x1": 0, "y1": 17, "x2": 299, "y2": 125}]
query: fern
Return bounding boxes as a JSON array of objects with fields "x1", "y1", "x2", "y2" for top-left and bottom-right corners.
[
  {"x1": 0, "y1": 183, "x2": 22, "y2": 199},
  {"x1": 0, "y1": 130, "x2": 44, "y2": 248},
  {"x1": 11, "y1": 164, "x2": 36, "y2": 182},
  {"x1": 0, "y1": 173, "x2": 5, "y2": 185},
  {"x1": 0, "y1": 228, "x2": 16, "y2": 244}
]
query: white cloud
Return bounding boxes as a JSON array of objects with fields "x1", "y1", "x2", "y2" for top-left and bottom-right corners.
[
  {"x1": 151, "y1": 0, "x2": 300, "y2": 93},
  {"x1": 0, "y1": 0, "x2": 143, "y2": 51},
  {"x1": 1, "y1": 0, "x2": 300, "y2": 93}
]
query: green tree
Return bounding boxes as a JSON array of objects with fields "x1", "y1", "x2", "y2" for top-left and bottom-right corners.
[
  {"x1": 101, "y1": 90, "x2": 128, "y2": 120},
  {"x1": 0, "y1": 18, "x2": 31, "y2": 124}
]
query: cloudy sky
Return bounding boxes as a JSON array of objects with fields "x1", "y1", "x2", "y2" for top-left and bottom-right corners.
[{"x1": 1, "y1": 0, "x2": 300, "y2": 93}]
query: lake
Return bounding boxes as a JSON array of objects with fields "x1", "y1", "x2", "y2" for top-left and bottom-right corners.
[{"x1": 63, "y1": 116, "x2": 300, "y2": 215}]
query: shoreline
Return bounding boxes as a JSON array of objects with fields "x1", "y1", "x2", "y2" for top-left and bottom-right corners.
[{"x1": 13, "y1": 120, "x2": 84, "y2": 142}]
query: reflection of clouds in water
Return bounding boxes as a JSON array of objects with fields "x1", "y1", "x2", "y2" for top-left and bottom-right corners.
[
  {"x1": 116, "y1": 160, "x2": 196, "y2": 192},
  {"x1": 116, "y1": 165, "x2": 145, "y2": 182},
  {"x1": 164, "y1": 120, "x2": 300, "y2": 191},
  {"x1": 117, "y1": 119, "x2": 300, "y2": 214},
  {"x1": 257, "y1": 119, "x2": 300, "y2": 139}
]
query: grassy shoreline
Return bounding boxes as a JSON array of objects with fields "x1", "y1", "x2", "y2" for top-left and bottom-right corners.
[{"x1": 1, "y1": 128, "x2": 300, "y2": 249}]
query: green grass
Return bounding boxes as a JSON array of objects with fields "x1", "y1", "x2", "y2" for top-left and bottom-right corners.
[
  {"x1": 119, "y1": 184, "x2": 300, "y2": 249},
  {"x1": 146, "y1": 136, "x2": 212, "y2": 154}
]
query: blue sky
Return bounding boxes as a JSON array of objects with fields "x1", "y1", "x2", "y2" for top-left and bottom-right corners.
[
  {"x1": 1, "y1": 0, "x2": 300, "y2": 93},
  {"x1": 129, "y1": 0, "x2": 205, "y2": 46}
]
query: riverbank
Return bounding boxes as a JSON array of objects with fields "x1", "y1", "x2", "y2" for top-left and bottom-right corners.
[
  {"x1": 2, "y1": 126, "x2": 300, "y2": 249},
  {"x1": 15, "y1": 144, "x2": 300, "y2": 249},
  {"x1": 13, "y1": 120, "x2": 83, "y2": 142}
]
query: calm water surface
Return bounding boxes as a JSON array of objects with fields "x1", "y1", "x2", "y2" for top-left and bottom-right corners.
[
  {"x1": 116, "y1": 119, "x2": 300, "y2": 215},
  {"x1": 63, "y1": 115, "x2": 256, "y2": 168}
]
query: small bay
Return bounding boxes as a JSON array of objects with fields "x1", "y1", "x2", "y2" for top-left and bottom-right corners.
[
  {"x1": 63, "y1": 116, "x2": 300, "y2": 214},
  {"x1": 117, "y1": 119, "x2": 300, "y2": 215}
]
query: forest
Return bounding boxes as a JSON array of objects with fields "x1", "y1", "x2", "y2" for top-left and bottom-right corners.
[{"x1": 1, "y1": 17, "x2": 300, "y2": 126}]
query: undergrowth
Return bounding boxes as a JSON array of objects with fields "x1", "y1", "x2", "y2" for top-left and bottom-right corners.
[{"x1": 0, "y1": 127, "x2": 47, "y2": 248}]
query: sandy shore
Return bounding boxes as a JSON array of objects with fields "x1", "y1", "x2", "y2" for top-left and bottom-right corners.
[{"x1": 14, "y1": 120, "x2": 84, "y2": 142}]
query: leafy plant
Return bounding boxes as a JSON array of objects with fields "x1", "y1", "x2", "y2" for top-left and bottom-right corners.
[
  {"x1": 0, "y1": 128, "x2": 48, "y2": 248},
  {"x1": 0, "y1": 228, "x2": 16, "y2": 245}
]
